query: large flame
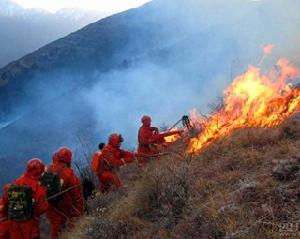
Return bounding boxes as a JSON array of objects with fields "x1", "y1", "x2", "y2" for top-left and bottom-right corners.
[{"x1": 188, "y1": 58, "x2": 300, "y2": 155}]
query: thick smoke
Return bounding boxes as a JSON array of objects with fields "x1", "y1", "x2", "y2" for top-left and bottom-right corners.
[
  {"x1": 84, "y1": 0, "x2": 300, "y2": 146},
  {"x1": 84, "y1": 63, "x2": 209, "y2": 149},
  {"x1": 0, "y1": 0, "x2": 299, "y2": 187}
]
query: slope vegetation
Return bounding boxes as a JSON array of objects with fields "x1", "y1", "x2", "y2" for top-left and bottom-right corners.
[{"x1": 63, "y1": 115, "x2": 300, "y2": 238}]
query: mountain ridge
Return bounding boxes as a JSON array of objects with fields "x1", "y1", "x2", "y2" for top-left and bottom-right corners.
[{"x1": 0, "y1": 0, "x2": 108, "y2": 68}]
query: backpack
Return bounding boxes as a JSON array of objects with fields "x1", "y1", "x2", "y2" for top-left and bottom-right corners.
[
  {"x1": 40, "y1": 167, "x2": 65, "y2": 203},
  {"x1": 7, "y1": 185, "x2": 34, "y2": 221},
  {"x1": 91, "y1": 152, "x2": 112, "y2": 173},
  {"x1": 91, "y1": 152, "x2": 101, "y2": 173}
]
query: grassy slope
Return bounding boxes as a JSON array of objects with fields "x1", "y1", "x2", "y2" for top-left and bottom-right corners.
[{"x1": 63, "y1": 115, "x2": 300, "y2": 239}]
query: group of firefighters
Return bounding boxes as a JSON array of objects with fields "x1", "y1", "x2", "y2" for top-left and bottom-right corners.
[{"x1": 0, "y1": 115, "x2": 183, "y2": 239}]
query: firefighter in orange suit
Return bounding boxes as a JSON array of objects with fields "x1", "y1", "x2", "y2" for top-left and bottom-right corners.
[
  {"x1": 46, "y1": 147, "x2": 84, "y2": 239},
  {"x1": 137, "y1": 115, "x2": 183, "y2": 165},
  {"x1": 97, "y1": 134, "x2": 135, "y2": 193},
  {"x1": 0, "y1": 159, "x2": 48, "y2": 239}
]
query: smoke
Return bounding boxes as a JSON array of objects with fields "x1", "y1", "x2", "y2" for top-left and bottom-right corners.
[
  {"x1": 0, "y1": 0, "x2": 300, "y2": 186},
  {"x1": 84, "y1": 63, "x2": 209, "y2": 148},
  {"x1": 83, "y1": 0, "x2": 300, "y2": 148}
]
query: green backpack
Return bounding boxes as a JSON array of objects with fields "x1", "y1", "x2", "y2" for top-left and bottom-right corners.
[
  {"x1": 8, "y1": 185, "x2": 34, "y2": 221},
  {"x1": 40, "y1": 168, "x2": 65, "y2": 203}
]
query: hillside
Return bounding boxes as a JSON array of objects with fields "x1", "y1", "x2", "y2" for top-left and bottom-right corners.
[
  {"x1": 63, "y1": 116, "x2": 300, "y2": 238},
  {"x1": 0, "y1": 0, "x2": 299, "y2": 196},
  {"x1": 1, "y1": 0, "x2": 300, "y2": 112}
]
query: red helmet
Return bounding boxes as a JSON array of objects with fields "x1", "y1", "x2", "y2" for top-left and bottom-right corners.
[
  {"x1": 53, "y1": 147, "x2": 73, "y2": 166},
  {"x1": 109, "y1": 133, "x2": 123, "y2": 148},
  {"x1": 141, "y1": 115, "x2": 152, "y2": 126},
  {"x1": 26, "y1": 158, "x2": 45, "y2": 178}
]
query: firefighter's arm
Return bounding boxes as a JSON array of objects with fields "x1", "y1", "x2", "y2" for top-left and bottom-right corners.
[
  {"x1": 69, "y1": 174, "x2": 84, "y2": 217},
  {"x1": 109, "y1": 158, "x2": 125, "y2": 167},
  {"x1": 120, "y1": 150, "x2": 135, "y2": 163},
  {"x1": 102, "y1": 150, "x2": 124, "y2": 168},
  {"x1": 61, "y1": 168, "x2": 75, "y2": 189},
  {"x1": 0, "y1": 185, "x2": 10, "y2": 218},
  {"x1": 0, "y1": 199, "x2": 6, "y2": 219},
  {"x1": 151, "y1": 130, "x2": 184, "y2": 142},
  {"x1": 149, "y1": 134, "x2": 163, "y2": 143},
  {"x1": 35, "y1": 186, "x2": 49, "y2": 216}
]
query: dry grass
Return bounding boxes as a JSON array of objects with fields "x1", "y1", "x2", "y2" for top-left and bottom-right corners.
[{"x1": 63, "y1": 116, "x2": 300, "y2": 239}]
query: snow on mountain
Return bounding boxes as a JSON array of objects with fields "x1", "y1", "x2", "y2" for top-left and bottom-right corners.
[{"x1": 0, "y1": 0, "x2": 108, "y2": 67}]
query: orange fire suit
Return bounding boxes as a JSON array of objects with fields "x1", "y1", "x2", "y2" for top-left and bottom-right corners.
[
  {"x1": 138, "y1": 125, "x2": 161, "y2": 155},
  {"x1": 0, "y1": 173, "x2": 48, "y2": 239},
  {"x1": 138, "y1": 125, "x2": 163, "y2": 166},
  {"x1": 46, "y1": 162, "x2": 84, "y2": 239},
  {"x1": 97, "y1": 144, "x2": 134, "y2": 193}
]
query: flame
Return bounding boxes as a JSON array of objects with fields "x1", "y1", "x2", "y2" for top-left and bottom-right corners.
[
  {"x1": 263, "y1": 44, "x2": 275, "y2": 55},
  {"x1": 259, "y1": 44, "x2": 275, "y2": 65},
  {"x1": 188, "y1": 58, "x2": 300, "y2": 155},
  {"x1": 164, "y1": 128, "x2": 181, "y2": 143}
]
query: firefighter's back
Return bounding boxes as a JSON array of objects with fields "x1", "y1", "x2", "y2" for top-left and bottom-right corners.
[
  {"x1": 9, "y1": 175, "x2": 47, "y2": 238},
  {"x1": 1, "y1": 159, "x2": 48, "y2": 239}
]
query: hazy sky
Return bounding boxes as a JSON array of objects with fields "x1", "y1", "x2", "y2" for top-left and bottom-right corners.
[{"x1": 13, "y1": 0, "x2": 151, "y2": 13}]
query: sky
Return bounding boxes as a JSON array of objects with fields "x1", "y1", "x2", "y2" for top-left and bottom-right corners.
[{"x1": 12, "y1": 0, "x2": 151, "y2": 13}]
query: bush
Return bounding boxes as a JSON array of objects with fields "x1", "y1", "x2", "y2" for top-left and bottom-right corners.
[{"x1": 137, "y1": 158, "x2": 193, "y2": 229}]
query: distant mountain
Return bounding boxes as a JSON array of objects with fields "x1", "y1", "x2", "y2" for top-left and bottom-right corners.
[
  {"x1": 0, "y1": 0, "x2": 108, "y2": 67},
  {"x1": 0, "y1": 0, "x2": 24, "y2": 16},
  {"x1": 0, "y1": 0, "x2": 299, "y2": 187}
]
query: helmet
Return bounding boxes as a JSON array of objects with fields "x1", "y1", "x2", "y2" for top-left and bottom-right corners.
[
  {"x1": 26, "y1": 158, "x2": 45, "y2": 178},
  {"x1": 141, "y1": 115, "x2": 152, "y2": 126},
  {"x1": 108, "y1": 133, "x2": 123, "y2": 148},
  {"x1": 141, "y1": 115, "x2": 151, "y2": 123},
  {"x1": 53, "y1": 147, "x2": 73, "y2": 166}
]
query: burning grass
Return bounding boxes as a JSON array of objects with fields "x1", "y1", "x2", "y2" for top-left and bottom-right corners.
[
  {"x1": 188, "y1": 58, "x2": 300, "y2": 155},
  {"x1": 63, "y1": 116, "x2": 300, "y2": 238}
]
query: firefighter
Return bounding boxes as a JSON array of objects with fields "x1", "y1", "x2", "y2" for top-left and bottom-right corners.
[
  {"x1": 0, "y1": 158, "x2": 48, "y2": 239},
  {"x1": 90, "y1": 142, "x2": 105, "y2": 192},
  {"x1": 81, "y1": 143, "x2": 106, "y2": 200},
  {"x1": 98, "y1": 134, "x2": 135, "y2": 193},
  {"x1": 137, "y1": 115, "x2": 184, "y2": 165},
  {"x1": 138, "y1": 115, "x2": 160, "y2": 157},
  {"x1": 45, "y1": 147, "x2": 84, "y2": 239}
]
